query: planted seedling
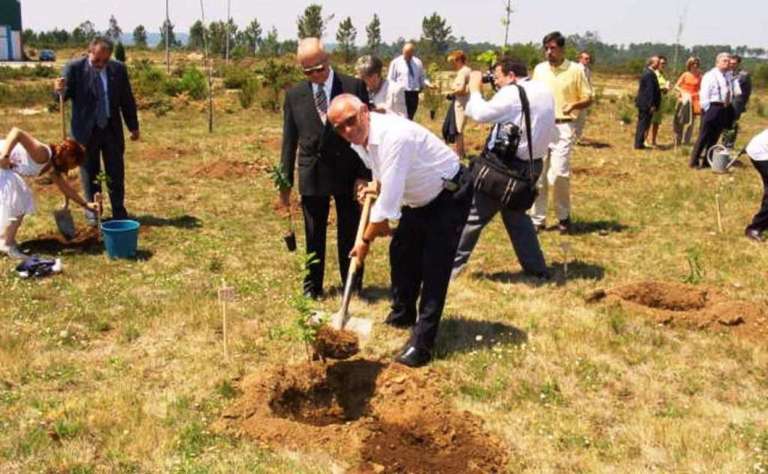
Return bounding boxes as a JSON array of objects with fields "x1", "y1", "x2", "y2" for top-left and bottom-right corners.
[{"x1": 271, "y1": 165, "x2": 296, "y2": 252}]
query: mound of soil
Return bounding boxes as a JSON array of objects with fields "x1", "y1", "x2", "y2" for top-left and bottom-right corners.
[
  {"x1": 215, "y1": 360, "x2": 507, "y2": 473},
  {"x1": 21, "y1": 227, "x2": 101, "y2": 254},
  {"x1": 594, "y1": 281, "x2": 768, "y2": 341},
  {"x1": 312, "y1": 325, "x2": 360, "y2": 360},
  {"x1": 192, "y1": 160, "x2": 267, "y2": 179}
]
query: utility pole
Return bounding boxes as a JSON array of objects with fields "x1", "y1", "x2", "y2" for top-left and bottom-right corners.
[
  {"x1": 502, "y1": 0, "x2": 513, "y2": 49},
  {"x1": 225, "y1": 0, "x2": 231, "y2": 65},
  {"x1": 165, "y1": 0, "x2": 170, "y2": 73},
  {"x1": 673, "y1": 4, "x2": 689, "y2": 75},
  {"x1": 199, "y1": 0, "x2": 213, "y2": 133}
]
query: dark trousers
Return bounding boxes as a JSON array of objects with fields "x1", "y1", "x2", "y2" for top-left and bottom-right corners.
[
  {"x1": 404, "y1": 90, "x2": 420, "y2": 120},
  {"x1": 748, "y1": 159, "x2": 768, "y2": 233},
  {"x1": 690, "y1": 104, "x2": 728, "y2": 167},
  {"x1": 634, "y1": 108, "x2": 653, "y2": 149},
  {"x1": 389, "y1": 171, "x2": 473, "y2": 351},
  {"x1": 301, "y1": 194, "x2": 361, "y2": 297},
  {"x1": 81, "y1": 126, "x2": 127, "y2": 219}
]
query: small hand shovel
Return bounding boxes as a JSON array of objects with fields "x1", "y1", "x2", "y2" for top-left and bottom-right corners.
[{"x1": 53, "y1": 197, "x2": 76, "y2": 241}]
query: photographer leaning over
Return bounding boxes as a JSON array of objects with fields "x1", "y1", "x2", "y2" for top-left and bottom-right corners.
[{"x1": 451, "y1": 58, "x2": 556, "y2": 281}]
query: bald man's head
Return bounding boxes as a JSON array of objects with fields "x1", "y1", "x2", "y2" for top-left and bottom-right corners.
[
  {"x1": 328, "y1": 94, "x2": 370, "y2": 145},
  {"x1": 403, "y1": 42, "x2": 415, "y2": 59},
  {"x1": 297, "y1": 37, "x2": 331, "y2": 84}
]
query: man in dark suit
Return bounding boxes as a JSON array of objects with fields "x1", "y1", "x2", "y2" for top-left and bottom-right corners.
[
  {"x1": 634, "y1": 56, "x2": 661, "y2": 150},
  {"x1": 279, "y1": 38, "x2": 371, "y2": 298},
  {"x1": 54, "y1": 36, "x2": 139, "y2": 222}
]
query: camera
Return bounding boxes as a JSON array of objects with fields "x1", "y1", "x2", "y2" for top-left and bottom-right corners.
[{"x1": 481, "y1": 71, "x2": 495, "y2": 85}]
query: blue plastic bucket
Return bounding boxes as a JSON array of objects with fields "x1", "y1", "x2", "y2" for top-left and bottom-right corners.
[{"x1": 101, "y1": 220, "x2": 140, "y2": 259}]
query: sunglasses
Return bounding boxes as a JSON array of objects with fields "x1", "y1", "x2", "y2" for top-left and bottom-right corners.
[
  {"x1": 333, "y1": 112, "x2": 359, "y2": 133},
  {"x1": 303, "y1": 63, "x2": 327, "y2": 75}
]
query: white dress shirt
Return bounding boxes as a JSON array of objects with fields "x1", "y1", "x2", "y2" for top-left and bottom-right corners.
[
  {"x1": 371, "y1": 79, "x2": 407, "y2": 117},
  {"x1": 466, "y1": 78, "x2": 556, "y2": 160},
  {"x1": 351, "y1": 112, "x2": 460, "y2": 222},
  {"x1": 747, "y1": 129, "x2": 768, "y2": 162},
  {"x1": 699, "y1": 67, "x2": 731, "y2": 112},
  {"x1": 311, "y1": 68, "x2": 334, "y2": 123},
  {"x1": 387, "y1": 55, "x2": 426, "y2": 92}
]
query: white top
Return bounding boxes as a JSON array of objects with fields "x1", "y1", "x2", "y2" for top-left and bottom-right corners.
[
  {"x1": 370, "y1": 79, "x2": 407, "y2": 117},
  {"x1": 0, "y1": 139, "x2": 50, "y2": 177},
  {"x1": 699, "y1": 67, "x2": 732, "y2": 112},
  {"x1": 747, "y1": 129, "x2": 768, "y2": 162},
  {"x1": 351, "y1": 112, "x2": 460, "y2": 222},
  {"x1": 578, "y1": 62, "x2": 592, "y2": 86},
  {"x1": 311, "y1": 68, "x2": 334, "y2": 123},
  {"x1": 387, "y1": 55, "x2": 426, "y2": 91},
  {"x1": 465, "y1": 78, "x2": 556, "y2": 160}
]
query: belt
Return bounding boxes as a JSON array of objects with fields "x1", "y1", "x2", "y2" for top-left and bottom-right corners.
[
  {"x1": 709, "y1": 102, "x2": 724, "y2": 106},
  {"x1": 555, "y1": 118, "x2": 574, "y2": 124}
]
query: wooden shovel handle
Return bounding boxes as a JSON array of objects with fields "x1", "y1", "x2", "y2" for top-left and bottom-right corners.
[{"x1": 59, "y1": 93, "x2": 66, "y2": 140}]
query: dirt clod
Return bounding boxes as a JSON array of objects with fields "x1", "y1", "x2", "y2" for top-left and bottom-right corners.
[{"x1": 312, "y1": 325, "x2": 360, "y2": 360}]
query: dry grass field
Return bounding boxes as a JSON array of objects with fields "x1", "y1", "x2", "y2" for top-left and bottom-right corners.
[{"x1": 1, "y1": 54, "x2": 768, "y2": 473}]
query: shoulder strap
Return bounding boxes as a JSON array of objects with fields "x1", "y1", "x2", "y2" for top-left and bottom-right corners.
[{"x1": 514, "y1": 83, "x2": 536, "y2": 185}]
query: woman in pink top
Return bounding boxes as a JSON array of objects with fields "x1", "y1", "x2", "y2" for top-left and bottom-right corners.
[{"x1": 673, "y1": 57, "x2": 702, "y2": 145}]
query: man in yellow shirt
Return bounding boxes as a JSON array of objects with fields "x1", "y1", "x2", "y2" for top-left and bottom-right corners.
[{"x1": 531, "y1": 31, "x2": 592, "y2": 234}]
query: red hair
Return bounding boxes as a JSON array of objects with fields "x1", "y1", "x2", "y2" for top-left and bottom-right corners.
[{"x1": 49, "y1": 139, "x2": 86, "y2": 173}]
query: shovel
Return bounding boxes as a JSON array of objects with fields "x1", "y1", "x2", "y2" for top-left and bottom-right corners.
[
  {"x1": 53, "y1": 92, "x2": 76, "y2": 241},
  {"x1": 328, "y1": 193, "x2": 376, "y2": 342}
]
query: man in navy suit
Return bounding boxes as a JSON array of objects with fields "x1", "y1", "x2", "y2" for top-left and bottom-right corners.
[
  {"x1": 278, "y1": 38, "x2": 371, "y2": 298},
  {"x1": 54, "y1": 36, "x2": 139, "y2": 221},
  {"x1": 634, "y1": 56, "x2": 661, "y2": 150}
]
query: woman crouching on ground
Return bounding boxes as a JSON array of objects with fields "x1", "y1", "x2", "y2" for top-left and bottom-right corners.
[{"x1": 0, "y1": 127, "x2": 98, "y2": 258}]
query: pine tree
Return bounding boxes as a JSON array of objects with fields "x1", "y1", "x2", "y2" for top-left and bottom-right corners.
[
  {"x1": 421, "y1": 13, "x2": 453, "y2": 56},
  {"x1": 115, "y1": 41, "x2": 126, "y2": 62},
  {"x1": 132, "y1": 25, "x2": 147, "y2": 48},
  {"x1": 365, "y1": 14, "x2": 382, "y2": 55},
  {"x1": 242, "y1": 18, "x2": 263, "y2": 54},
  {"x1": 336, "y1": 17, "x2": 357, "y2": 63},
  {"x1": 261, "y1": 26, "x2": 280, "y2": 56},
  {"x1": 158, "y1": 19, "x2": 180, "y2": 50},
  {"x1": 188, "y1": 20, "x2": 206, "y2": 51},
  {"x1": 297, "y1": 4, "x2": 329, "y2": 39},
  {"x1": 106, "y1": 15, "x2": 122, "y2": 42}
]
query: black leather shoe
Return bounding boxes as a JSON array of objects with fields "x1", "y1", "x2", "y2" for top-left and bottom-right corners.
[
  {"x1": 745, "y1": 228, "x2": 765, "y2": 243},
  {"x1": 557, "y1": 218, "x2": 571, "y2": 235},
  {"x1": 395, "y1": 345, "x2": 432, "y2": 368},
  {"x1": 385, "y1": 312, "x2": 416, "y2": 328}
]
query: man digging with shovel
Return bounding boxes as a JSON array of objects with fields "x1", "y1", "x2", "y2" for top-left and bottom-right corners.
[{"x1": 328, "y1": 94, "x2": 473, "y2": 367}]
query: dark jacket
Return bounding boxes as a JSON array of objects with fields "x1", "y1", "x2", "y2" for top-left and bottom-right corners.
[
  {"x1": 280, "y1": 71, "x2": 371, "y2": 196},
  {"x1": 734, "y1": 70, "x2": 752, "y2": 115},
  {"x1": 61, "y1": 57, "x2": 139, "y2": 148},
  {"x1": 635, "y1": 67, "x2": 661, "y2": 111}
]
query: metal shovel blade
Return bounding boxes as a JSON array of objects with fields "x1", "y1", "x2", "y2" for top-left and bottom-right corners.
[{"x1": 53, "y1": 208, "x2": 76, "y2": 240}]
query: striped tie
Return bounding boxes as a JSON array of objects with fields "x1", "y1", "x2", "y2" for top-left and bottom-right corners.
[{"x1": 315, "y1": 87, "x2": 328, "y2": 114}]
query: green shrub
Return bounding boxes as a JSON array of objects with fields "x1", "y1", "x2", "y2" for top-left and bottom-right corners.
[
  {"x1": 0, "y1": 82, "x2": 53, "y2": 107},
  {"x1": 165, "y1": 67, "x2": 208, "y2": 100},
  {"x1": 221, "y1": 65, "x2": 253, "y2": 89},
  {"x1": 755, "y1": 98, "x2": 766, "y2": 118},
  {"x1": 130, "y1": 60, "x2": 169, "y2": 100},
  {"x1": 115, "y1": 42, "x2": 126, "y2": 62},
  {"x1": 239, "y1": 78, "x2": 258, "y2": 109},
  {"x1": 256, "y1": 59, "x2": 302, "y2": 112}
]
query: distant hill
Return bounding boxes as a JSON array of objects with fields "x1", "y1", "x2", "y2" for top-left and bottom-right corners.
[{"x1": 120, "y1": 32, "x2": 189, "y2": 47}]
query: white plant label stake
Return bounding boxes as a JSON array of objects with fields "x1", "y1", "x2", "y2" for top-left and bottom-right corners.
[
  {"x1": 560, "y1": 242, "x2": 573, "y2": 279},
  {"x1": 218, "y1": 280, "x2": 235, "y2": 359}
]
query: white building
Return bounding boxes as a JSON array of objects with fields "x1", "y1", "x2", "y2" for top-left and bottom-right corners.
[{"x1": 0, "y1": 0, "x2": 23, "y2": 61}]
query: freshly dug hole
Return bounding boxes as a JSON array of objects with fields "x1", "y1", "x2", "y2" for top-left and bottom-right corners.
[
  {"x1": 312, "y1": 325, "x2": 360, "y2": 360},
  {"x1": 612, "y1": 281, "x2": 708, "y2": 311}
]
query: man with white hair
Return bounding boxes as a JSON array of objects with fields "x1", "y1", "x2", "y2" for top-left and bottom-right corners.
[
  {"x1": 690, "y1": 52, "x2": 733, "y2": 168},
  {"x1": 387, "y1": 42, "x2": 428, "y2": 120},
  {"x1": 355, "y1": 55, "x2": 407, "y2": 117},
  {"x1": 328, "y1": 94, "x2": 473, "y2": 367},
  {"x1": 278, "y1": 38, "x2": 370, "y2": 299}
]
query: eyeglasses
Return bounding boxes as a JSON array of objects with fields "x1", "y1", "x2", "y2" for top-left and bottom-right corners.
[
  {"x1": 303, "y1": 63, "x2": 327, "y2": 75},
  {"x1": 332, "y1": 113, "x2": 359, "y2": 133}
]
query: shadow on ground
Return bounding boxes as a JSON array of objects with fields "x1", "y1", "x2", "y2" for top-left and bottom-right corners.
[
  {"x1": 578, "y1": 140, "x2": 612, "y2": 149},
  {"x1": 434, "y1": 316, "x2": 528, "y2": 358},
  {"x1": 550, "y1": 259, "x2": 605, "y2": 284},
  {"x1": 569, "y1": 219, "x2": 629, "y2": 235},
  {"x1": 136, "y1": 214, "x2": 202, "y2": 229}
]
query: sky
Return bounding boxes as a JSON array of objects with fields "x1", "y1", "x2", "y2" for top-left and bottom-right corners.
[{"x1": 19, "y1": 0, "x2": 768, "y2": 49}]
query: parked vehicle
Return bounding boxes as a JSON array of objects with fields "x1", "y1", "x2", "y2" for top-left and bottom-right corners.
[{"x1": 39, "y1": 49, "x2": 56, "y2": 62}]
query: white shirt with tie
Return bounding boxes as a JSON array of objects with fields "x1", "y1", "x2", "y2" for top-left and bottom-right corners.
[
  {"x1": 465, "y1": 78, "x2": 556, "y2": 160},
  {"x1": 699, "y1": 67, "x2": 732, "y2": 112},
  {"x1": 90, "y1": 61, "x2": 111, "y2": 119},
  {"x1": 351, "y1": 112, "x2": 460, "y2": 223},
  {"x1": 312, "y1": 68, "x2": 334, "y2": 123},
  {"x1": 387, "y1": 55, "x2": 426, "y2": 92}
]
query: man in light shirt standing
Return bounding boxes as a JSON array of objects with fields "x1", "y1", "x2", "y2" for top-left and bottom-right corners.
[
  {"x1": 574, "y1": 51, "x2": 593, "y2": 144},
  {"x1": 355, "y1": 55, "x2": 407, "y2": 117},
  {"x1": 744, "y1": 129, "x2": 768, "y2": 242},
  {"x1": 387, "y1": 42, "x2": 428, "y2": 120},
  {"x1": 452, "y1": 58, "x2": 555, "y2": 280},
  {"x1": 530, "y1": 31, "x2": 592, "y2": 234},
  {"x1": 690, "y1": 52, "x2": 733, "y2": 169},
  {"x1": 328, "y1": 94, "x2": 473, "y2": 367}
]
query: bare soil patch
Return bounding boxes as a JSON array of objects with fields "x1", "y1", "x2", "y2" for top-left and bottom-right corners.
[
  {"x1": 572, "y1": 166, "x2": 630, "y2": 179},
  {"x1": 141, "y1": 145, "x2": 197, "y2": 161},
  {"x1": 590, "y1": 281, "x2": 768, "y2": 340},
  {"x1": 312, "y1": 325, "x2": 360, "y2": 360},
  {"x1": 215, "y1": 360, "x2": 507, "y2": 473},
  {"x1": 192, "y1": 160, "x2": 268, "y2": 179},
  {"x1": 21, "y1": 227, "x2": 101, "y2": 254}
]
